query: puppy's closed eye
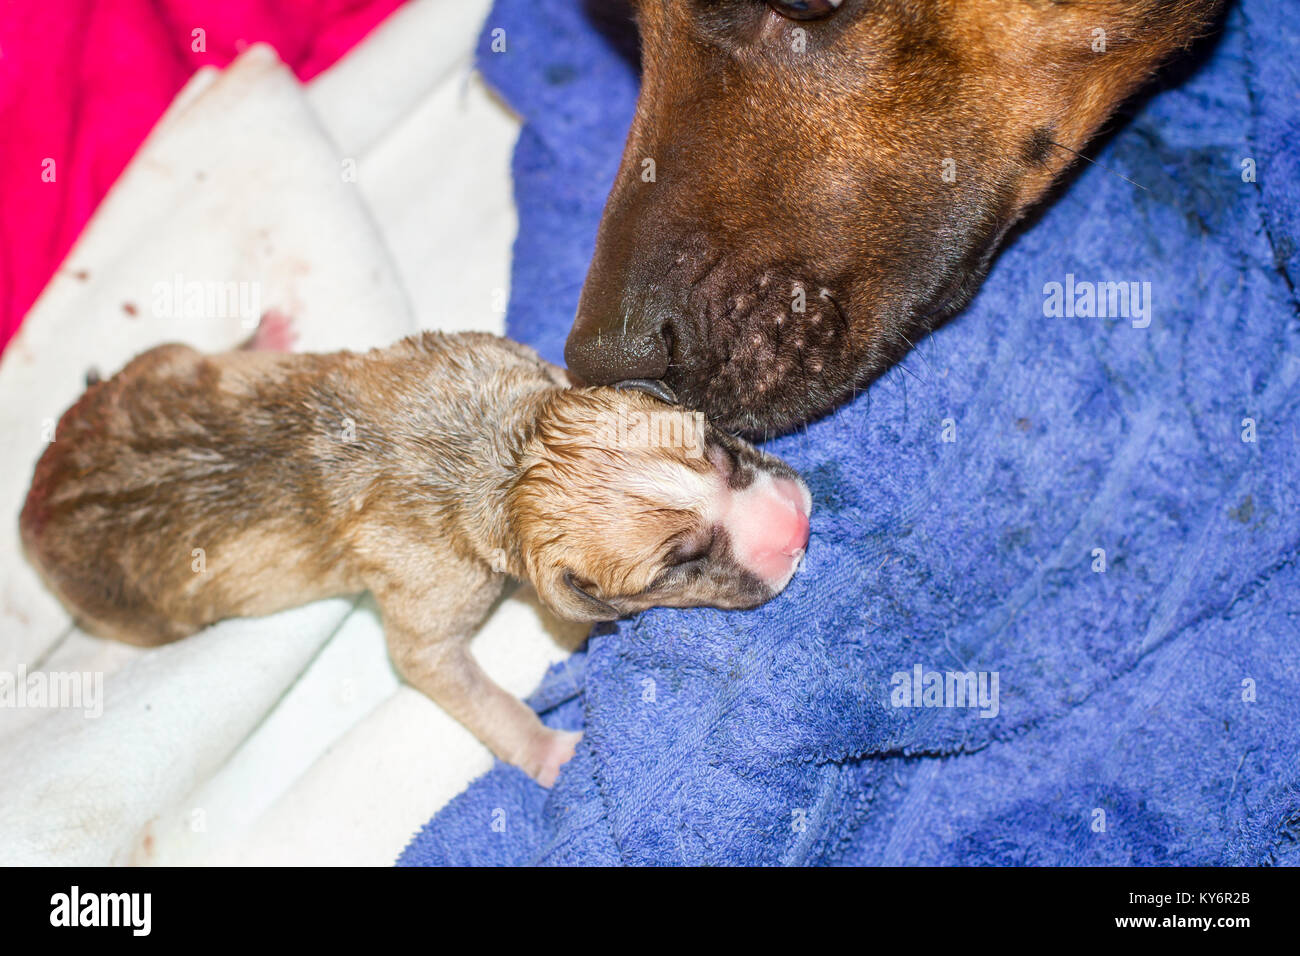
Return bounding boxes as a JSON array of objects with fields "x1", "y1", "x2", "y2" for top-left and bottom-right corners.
[
  {"x1": 668, "y1": 530, "x2": 715, "y2": 567},
  {"x1": 648, "y1": 529, "x2": 717, "y2": 591}
]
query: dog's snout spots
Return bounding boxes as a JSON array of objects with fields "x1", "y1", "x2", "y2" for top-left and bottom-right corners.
[{"x1": 660, "y1": 262, "x2": 852, "y2": 432}]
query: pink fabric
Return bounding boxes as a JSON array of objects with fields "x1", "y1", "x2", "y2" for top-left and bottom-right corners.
[{"x1": 0, "y1": 0, "x2": 407, "y2": 355}]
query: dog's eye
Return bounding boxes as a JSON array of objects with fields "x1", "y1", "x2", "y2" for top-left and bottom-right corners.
[{"x1": 767, "y1": 0, "x2": 843, "y2": 21}]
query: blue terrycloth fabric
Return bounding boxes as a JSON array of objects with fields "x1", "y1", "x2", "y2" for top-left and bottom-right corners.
[{"x1": 399, "y1": 0, "x2": 1300, "y2": 865}]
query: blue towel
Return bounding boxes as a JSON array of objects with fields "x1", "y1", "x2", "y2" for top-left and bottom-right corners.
[{"x1": 399, "y1": 0, "x2": 1300, "y2": 865}]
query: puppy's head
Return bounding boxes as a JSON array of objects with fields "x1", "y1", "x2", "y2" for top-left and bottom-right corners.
[
  {"x1": 565, "y1": 0, "x2": 1223, "y2": 433},
  {"x1": 508, "y1": 384, "x2": 811, "y2": 622}
]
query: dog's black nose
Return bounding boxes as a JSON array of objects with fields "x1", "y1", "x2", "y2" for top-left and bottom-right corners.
[
  {"x1": 565, "y1": 314, "x2": 670, "y2": 385},
  {"x1": 565, "y1": 252, "x2": 672, "y2": 385}
]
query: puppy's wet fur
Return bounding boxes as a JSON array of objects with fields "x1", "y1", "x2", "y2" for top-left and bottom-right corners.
[
  {"x1": 565, "y1": 0, "x2": 1226, "y2": 434},
  {"x1": 20, "y1": 326, "x2": 810, "y2": 786}
]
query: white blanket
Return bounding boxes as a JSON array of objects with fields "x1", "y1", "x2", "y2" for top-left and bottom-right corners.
[{"x1": 0, "y1": 0, "x2": 583, "y2": 865}]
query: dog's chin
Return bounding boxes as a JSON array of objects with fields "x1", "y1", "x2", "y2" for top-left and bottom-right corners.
[
  {"x1": 667, "y1": 364, "x2": 849, "y2": 437},
  {"x1": 665, "y1": 253, "x2": 995, "y2": 435},
  {"x1": 660, "y1": 299, "x2": 891, "y2": 436}
]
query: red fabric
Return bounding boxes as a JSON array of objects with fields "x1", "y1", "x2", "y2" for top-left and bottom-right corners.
[{"x1": 0, "y1": 0, "x2": 407, "y2": 354}]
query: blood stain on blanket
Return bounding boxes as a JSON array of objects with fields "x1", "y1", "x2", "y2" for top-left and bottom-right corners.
[
  {"x1": 1000, "y1": 526, "x2": 1033, "y2": 552},
  {"x1": 128, "y1": 821, "x2": 158, "y2": 865},
  {"x1": 1274, "y1": 811, "x2": 1300, "y2": 859},
  {"x1": 545, "y1": 64, "x2": 578, "y2": 85},
  {"x1": 1117, "y1": 128, "x2": 1244, "y2": 239},
  {"x1": 802, "y1": 460, "x2": 853, "y2": 515},
  {"x1": 949, "y1": 784, "x2": 1191, "y2": 866}
]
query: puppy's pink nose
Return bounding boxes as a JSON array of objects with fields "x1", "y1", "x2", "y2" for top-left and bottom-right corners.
[
  {"x1": 768, "y1": 477, "x2": 811, "y2": 555},
  {"x1": 729, "y1": 476, "x2": 811, "y2": 588}
]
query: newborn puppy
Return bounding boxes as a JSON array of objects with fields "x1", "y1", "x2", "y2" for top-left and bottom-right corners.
[{"x1": 20, "y1": 325, "x2": 811, "y2": 785}]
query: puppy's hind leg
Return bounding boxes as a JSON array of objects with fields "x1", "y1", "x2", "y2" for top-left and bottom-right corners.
[{"x1": 372, "y1": 567, "x2": 580, "y2": 788}]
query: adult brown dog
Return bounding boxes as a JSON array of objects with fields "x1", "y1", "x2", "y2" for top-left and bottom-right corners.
[{"x1": 565, "y1": 0, "x2": 1225, "y2": 434}]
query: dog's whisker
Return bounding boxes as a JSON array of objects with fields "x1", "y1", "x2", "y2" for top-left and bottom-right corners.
[
  {"x1": 886, "y1": 327, "x2": 932, "y2": 390},
  {"x1": 894, "y1": 328, "x2": 935, "y2": 385},
  {"x1": 892, "y1": 356, "x2": 924, "y2": 387},
  {"x1": 1047, "y1": 139, "x2": 1148, "y2": 192}
]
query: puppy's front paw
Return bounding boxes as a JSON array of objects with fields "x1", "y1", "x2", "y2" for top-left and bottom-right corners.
[{"x1": 526, "y1": 729, "x2": 582, "y2": 788}]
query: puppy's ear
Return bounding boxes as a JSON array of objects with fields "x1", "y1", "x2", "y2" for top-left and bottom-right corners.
[
  {"x1": 562, "y1": 571, "x2": 621, "y2": 620},
  {"x1": 614, "y1": 379, "x2": 677, "y2": 405}
]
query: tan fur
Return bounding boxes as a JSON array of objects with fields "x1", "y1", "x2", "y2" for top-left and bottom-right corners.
[
  {"x1": 20, "y1": 329, "x2": 805, "y2": 785},
  {"x1": 511, "y1": 389, "x2": 714, "y2": 597}
]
